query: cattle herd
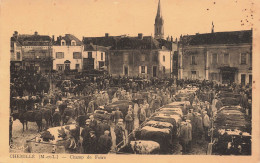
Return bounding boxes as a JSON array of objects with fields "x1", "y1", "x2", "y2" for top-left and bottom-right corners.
[{"x1": 9, "y1": 70, "x2": 252, "y2": 155}]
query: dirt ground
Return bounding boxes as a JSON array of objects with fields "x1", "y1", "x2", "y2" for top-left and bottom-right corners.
[{"x1": 10, "y1": 115, "x2": 207, "y2": 155}]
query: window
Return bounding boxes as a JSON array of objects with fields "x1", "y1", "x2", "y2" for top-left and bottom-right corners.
[
  {"x1": 88, "y1": 52, "x2": 92, "y2": 58},
  {"x1": 16, "y1": 52, "x2": 20, "y2": 60},
  {"x1": 153, "y1": 54, "x2": 158, "y2": 62},
  {"x1": 191, "y1": 71, "x2": 196, "y2": 80},
  {"x1": 163, "y1": 66, "x2": 165, "y2": 74},
  {"x1": 141, "y1": 66, "x2": 145, "y2": 74},
  {"x1": 101, "y1": 53, "x2": 104, "y2": 61},
  {"x1": 163, "y1": 55, "x2": 165, "y2": 62},
  {"x1": 57, "y1": 64, "x2": 64, "y2": 71},
  {"x1": 123, "y1": 53, "x2": 128, "y2": 62},
  {"x1": 212, "y1": 53, "x2": 217, "y2": 64},
  {"x1": 61, "y1": 40, "x2": 66, "y2": 46},
  {"x1": 75, "y1": 64, "x2": 80, "y2": 70},
  {"x1": 140, "y1": 55, "x2": 145, "y2": 62},
  {"x1": 71, "y1": 40, "x2": 76, "y2": 46},
  {"x1": 241, "y1": 53, "x2": 247, "y2": 64},
  {"x1": 73, "y1": 52, "x2": 82, "y2": 59},
  {"x1": 191, "y1": 55, "x2": 196, "y2": 65},
  {"x1": 224, "y1": 53, "x2": 229, "y2": 64},
  {"x1": 56, "y1": 52, "x2": 64, "y2": 59}
]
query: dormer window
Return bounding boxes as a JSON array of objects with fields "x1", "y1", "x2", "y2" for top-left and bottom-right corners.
[
  {"x1": 61, "y1": 40, "x2": 66, "y2": 46},
  {"x1": 71, "y1": 40, "x2": 76, "y2": 46}
]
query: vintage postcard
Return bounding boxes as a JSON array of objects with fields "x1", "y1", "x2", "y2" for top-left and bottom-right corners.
[{"x1": 0, "y1": 0, "x2": 259, "y2": 163}]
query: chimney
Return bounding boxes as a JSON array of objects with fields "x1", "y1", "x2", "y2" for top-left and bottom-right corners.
[
  {"x1": 13, "y1": 31, "x2": 18, "y2": 38},
  {"x1": 52, "y1": 35, "x2": 55, "y2": 41},
  {"x1": 138, "y1": 33, "x2": 143, "y2": 39},
  {"x1": 34, "y1": 31, "x2": 38, "y2": 35},
  {"x1": 211, "y1": 21, "x2": 214, "y2": 33},
  {"x1": 105, "y1": 33, "x2": 109, "y2": 37},
  {"x1": 171, "y1": 36, "x2": 173, "y2": 42}
]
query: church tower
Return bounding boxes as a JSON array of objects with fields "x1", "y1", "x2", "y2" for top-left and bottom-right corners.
[{"x1": 154, "y1": 0, "x2": 164, "y2": 39}]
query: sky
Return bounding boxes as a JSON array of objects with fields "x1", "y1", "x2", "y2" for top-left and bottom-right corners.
[{"x1": 0, "y1": 0, "x2": 256, "y2": 40}]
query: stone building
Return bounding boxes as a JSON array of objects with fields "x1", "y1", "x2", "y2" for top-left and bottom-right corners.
[
  {"x1": 108, "y1": 34, "x2": 175, "y2": 78},
  {"x1": 52, "y1": 34, "x2": 83, "y2": 72},
  {"x1": 82, "y1": 43, "x2": 109, "y2": 71},
  {"x1": 10, "y1": 31, "x2": 53, "y2": 73},
  {"x1": 178, "y1": 29, "x2": 252, "y2": 85}
]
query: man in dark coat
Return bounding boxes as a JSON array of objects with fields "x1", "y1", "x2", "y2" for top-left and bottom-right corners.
[
  {"x1": 114, "y1": 119, "x2": 125, "y2": 148},
  {"x1": 114, "y1": 107, "x2": 123, "y2": 124},
  {"x1": 88, "y1": 131, "x2": 97, "y2": 154},
  {"x1": 125, "y1": 111, "x2": 134, "y2": 134},
  {"x1": 89, "y1": 115, "x2": 97, "y2": 131},
  {"x1": 97, "y1": 130, "x2": 112, "y2": 154},
  {"x1": 96, "y1": 121, "x2": 106, "y2": 140},
  {"x1": 81, "y1": 119, "x2": 92, "y2": 154}
]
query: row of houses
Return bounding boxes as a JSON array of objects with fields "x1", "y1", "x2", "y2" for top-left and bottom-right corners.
[
  {"x1": 10, "y1": 29, "x2": 252, "y2": 86},
  {"x1": 10, "y1": 31, "x2": 177, "y2": 79}
]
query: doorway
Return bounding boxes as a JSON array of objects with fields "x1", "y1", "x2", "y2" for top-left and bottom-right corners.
[
  {"x1": 153, "y1": 66, "x2": 157, "y2": 77},
  {"x1": 241, "y1": 74, "x2": 246, "y2": 86},
  {"x1": 124, "y1": 65, "x2": 128, "y2": 76}
]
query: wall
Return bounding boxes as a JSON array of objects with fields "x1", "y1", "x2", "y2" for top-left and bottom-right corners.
[
  {"x1": 53, "y1": 45, "x2": 83, "y2": 71},
  {"x1": 179, "y1": 43, "x2": 252, "y2": 84},
  {"x1": 82, "y1": 50, "x2": 106, "y2": 69},
  {"x1": 109, "y1": 49, "x2": 171, "y2": 78}
]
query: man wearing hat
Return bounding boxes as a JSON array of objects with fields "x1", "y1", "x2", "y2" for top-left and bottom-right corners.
[
  {"x1": 114, "y1": 107, "x2": 123, "y2": 124},
  {"x1": 88, "y1": 130, "x2": 97, "y2": 154},
  {"x1": 97, "y1": 130, "x2": 112, "y2": 154},
  {"x1": 180, "y1": 121, "x2": 189, "y2": 154},
  {"x1": 186, "y1": 119, "x2": 192, "y2": 152},
  {"x1": 203, "y1": 111, "x2": 210, "y2": 141},
  {"x1": 114, "y1": 119, "x2": 125, "y2": 148},
  {"x1": 125, "y1": 111, "x2": 134, "y2": 134},
  {"x1": 89, "y1": 115, "x2": 97, "y2": 131},
  {"x1": 81, "y1": 119, "x2": 92, "y2": 154}
]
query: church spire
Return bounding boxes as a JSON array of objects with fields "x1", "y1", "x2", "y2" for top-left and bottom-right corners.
[
  {"x1": 154, "y1": 0, "x2": 164, "y2": 39},
  {"x1": 156, "y1": 0, "x2": 162, "y2": 18}
]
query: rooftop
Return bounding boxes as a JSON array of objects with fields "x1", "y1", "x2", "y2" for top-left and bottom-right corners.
[{"x1": 180, "y1": 30, "x2": 252, "y2": 46}]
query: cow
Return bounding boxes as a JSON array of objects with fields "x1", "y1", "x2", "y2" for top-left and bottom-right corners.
[
  {"x1": 12, "y1": 110, "x2": 43, "y2": 132},
  {"x1": 41, "y1": 108, "x2": 53, "y2": 129}
]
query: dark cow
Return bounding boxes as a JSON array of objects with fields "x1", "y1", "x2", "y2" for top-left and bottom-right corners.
[
  {"x1": 52, "y1": 111, "x2": 62, "y2": 127},
  {"x1": 12, "y1": 110, "x2": 43, "y2": 132},
  {"x1": 41, "y1": 108, "x2": 53, "y2": 129},
  {"x1": 62, "y1": 108, "x2": 76, "y2": 124}
]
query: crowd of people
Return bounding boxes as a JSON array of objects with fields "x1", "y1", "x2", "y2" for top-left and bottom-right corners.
[{"x1": 10, "y1": 70, "x2": 252, "y2": 154}]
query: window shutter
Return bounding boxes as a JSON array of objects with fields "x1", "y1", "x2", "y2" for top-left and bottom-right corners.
[
  {"x1": 145, "y1": 66, "x2": 147, "y2": 74},
  {"x1": 139, "y1": 66, "x2": 141, "y2": 74},
  {"x1": 239, "y1": 53, "x2": 241, "y2": 64}
]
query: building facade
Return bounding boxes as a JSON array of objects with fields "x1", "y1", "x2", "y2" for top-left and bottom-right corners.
[
  {"x1": 52, "y1": 34, "x2": 83, "y2": 72},
  {"x1": 108, "y1": 34, "x2": 175, "y2": 78},
  {"x1": 82, "y1": 43, "x2": 109, "y2": 71},
  {"x1": 178, "y1": 30, "x2": 252, "y2": 85},
  {"x1": 10, "y1": 31, "x2": 53, "y2": 73}
]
